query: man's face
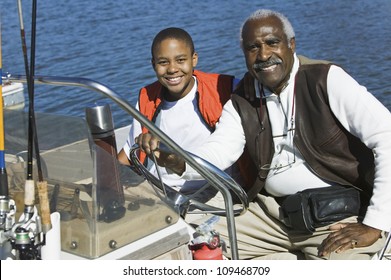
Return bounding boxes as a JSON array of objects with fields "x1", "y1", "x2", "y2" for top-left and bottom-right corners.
[
  {"x1": 242, "y1": 15, "x2": 295, "y2": 93},
  {"x1": 152, "y1": 38, "x2": 198, "y2": 101}
]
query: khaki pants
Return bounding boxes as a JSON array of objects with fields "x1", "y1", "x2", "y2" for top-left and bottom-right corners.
[{"x1": 214, "y1": 194, "x2": 385, "y2": 260}]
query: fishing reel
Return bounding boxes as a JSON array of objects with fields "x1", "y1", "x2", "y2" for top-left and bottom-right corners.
[
  {"x1": 11, "y1": 205, "x2": 45, "y2": 260},
  {"x1": 0, "y1": 195, "x2": 16, "y2": 260},
  {"x1": 1, "y1": 202, "x2": 44, "y2": 260},
  {"x1": 0, "y1": 196, "x2": 16, "y2": 230}
]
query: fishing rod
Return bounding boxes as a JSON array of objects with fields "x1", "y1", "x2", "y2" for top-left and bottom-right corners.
[
  {"x1": 10, "y1": 0, "x2": 51, "y2": 260},
  {"x1": 0, "y1": 24, "x2": 9, "y2": 203},
  {"x1": 18, "y1": 0, "x2": 50, "y2": 231},
  {"x1": 26, "y1": 0, "x2": 51, "y2": 236},
  {"x1": 17, "y1": 0, "x2": 34, "y2": 223},
  {"x1": 1, "y1": 21, "x2": 17, "y2": 261}
]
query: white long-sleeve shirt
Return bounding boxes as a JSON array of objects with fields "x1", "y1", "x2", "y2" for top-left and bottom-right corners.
[
  {"x1": 122, "y1": 77, "x2": 211, "y2": 193},
  {"x1": 184, "y1": 54, "x2": 391, "y2": 232}
]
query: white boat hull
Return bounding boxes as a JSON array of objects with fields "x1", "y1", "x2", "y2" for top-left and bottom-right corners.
[{"x1": 2, "y1": 82, "x2": 25, "y2": 110}]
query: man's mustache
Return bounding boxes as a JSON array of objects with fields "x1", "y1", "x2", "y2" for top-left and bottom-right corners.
[{"x1": 253, "y1": 58, "x2": 282, "y2": 71}]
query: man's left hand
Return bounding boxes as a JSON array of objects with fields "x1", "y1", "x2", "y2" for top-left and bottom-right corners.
[{"x1": 318, "y1": 222, "x2": 381, "y2": 257}]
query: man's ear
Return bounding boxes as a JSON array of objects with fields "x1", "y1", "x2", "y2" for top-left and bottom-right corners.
[
  {"x1": 289, "y1": 38, "x2": 296, "y2": 52},
  {"x1": 151, "y1": 58, "x2": 156, "y2": 70}
]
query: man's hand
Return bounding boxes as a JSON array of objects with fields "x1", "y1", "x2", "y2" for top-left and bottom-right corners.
[
  {"x1": 318, "y1": 222, "x2": 382, "y2": 257},
  {"x1": 135, "y1": 133, "x2": 185, "y2": 175}
]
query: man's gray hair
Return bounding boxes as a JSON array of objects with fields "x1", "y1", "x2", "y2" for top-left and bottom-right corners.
[{"x1": 240, "y1": 9, "x2": 295, "y2": 48}]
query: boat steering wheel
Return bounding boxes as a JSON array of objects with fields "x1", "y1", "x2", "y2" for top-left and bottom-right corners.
[{"x1": 128, "y1": 144, "x2": 249, "y2": 218}]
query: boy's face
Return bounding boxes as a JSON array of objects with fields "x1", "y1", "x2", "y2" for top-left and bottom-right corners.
[{"x1": 152, "y1": 38, "x2": 198, "y2": 101}]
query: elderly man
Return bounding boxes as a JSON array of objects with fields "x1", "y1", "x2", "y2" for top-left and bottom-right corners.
[{"x1": 137, "y1": 9, "x2": 391, "y2": 260}]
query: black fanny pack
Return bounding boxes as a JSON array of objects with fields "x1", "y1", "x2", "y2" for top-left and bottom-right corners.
[{"x1": 280, "y1": 185, "x2": 360, "y2": 233}]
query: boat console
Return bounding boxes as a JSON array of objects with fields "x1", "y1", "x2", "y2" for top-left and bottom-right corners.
[{"x1": 4, "y1": 109, "x2": 194, "y2": 259}]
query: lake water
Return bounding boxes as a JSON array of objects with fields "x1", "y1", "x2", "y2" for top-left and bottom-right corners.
[{"x1": 1, "y1": 0, "x2": 390, "y2": 128}]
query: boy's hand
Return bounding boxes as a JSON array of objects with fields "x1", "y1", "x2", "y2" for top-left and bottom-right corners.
[
  {"x1": 135, "y1": 132, "x2": 160, "y2": 155},
  {"x1": 135, "y1": 133, "x2": 185, "y2": 175}
]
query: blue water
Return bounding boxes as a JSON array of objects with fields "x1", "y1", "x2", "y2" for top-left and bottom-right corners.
[{"x1": 1, "y1": 0, "x2": 390, "y2": 128}]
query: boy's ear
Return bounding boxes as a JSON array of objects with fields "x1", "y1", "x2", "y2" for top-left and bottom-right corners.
[
  {"x1": 192, "y1": 52, "x2": 198, "y2": 67},
  {"x1": 151, "y1": 58, "x2": 156, "y2": 70}
]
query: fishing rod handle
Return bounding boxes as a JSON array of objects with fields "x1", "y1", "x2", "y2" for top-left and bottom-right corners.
[
  {"x1": 37, "y1": 181, "x2": 52, "y2": 233},
  {"x1": 24, "y1": 179, "x2": 35, "y2": 206}
]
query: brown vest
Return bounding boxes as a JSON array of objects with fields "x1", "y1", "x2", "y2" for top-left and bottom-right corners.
[{"x1": 232, "y1": 57, "x2": 374, "y2": 203}]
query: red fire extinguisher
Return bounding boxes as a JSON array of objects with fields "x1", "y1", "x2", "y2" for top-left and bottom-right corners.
[
  {"x1": 189, "y1": 215, "x2": 225, "y2": 260},
  {"x1": 191, "y1": 232, "x2": 223, "y2": 260}
]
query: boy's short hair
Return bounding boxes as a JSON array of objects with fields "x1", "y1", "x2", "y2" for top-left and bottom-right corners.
[{"x1": 151, "y1": 27, "x2": 195, "y2": 57}]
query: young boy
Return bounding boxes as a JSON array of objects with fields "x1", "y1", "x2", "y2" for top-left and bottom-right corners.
[{"x1": 118, "y1": 27, "x2": 241, "y2": 207}]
